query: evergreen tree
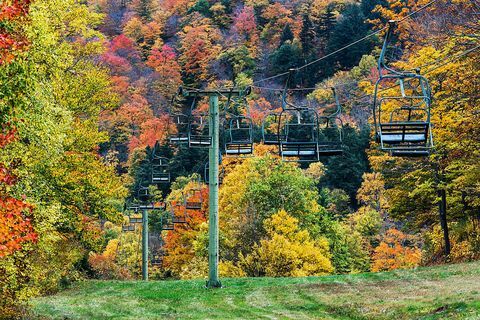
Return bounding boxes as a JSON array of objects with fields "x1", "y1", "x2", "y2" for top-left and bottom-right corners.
[
  {"x1": 324, "y1": 4, "x2": 376, "y2": 75},
  {"x1": 317, "y1": 5, "x2": 336, "y2": 46},
  {"x1": 280, "y1": 24, "x2": 294, "y2": 44},
  {"x1": 300, "y1": 13, "x2": 315, "y2": 57},
  {"x1": 299, "y1": 13, "x2": 319, "y2": 86},
  {"x1": 269, "y1": 41, "x2": 302, "y2": 75},
  {"x1": 321, "y1": 125, "x2": 370, "y2": 203}
]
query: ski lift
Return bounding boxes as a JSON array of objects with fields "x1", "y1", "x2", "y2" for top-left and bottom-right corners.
[
  {"x1": 261, "y1": 111, "x2": 287, "y2": 145},
  {"x1": 161, "y1": 211, "x2": 175, "y2": 231},
  {"x1": 278, "y1": 107, "x2": 321, "y2": 162},
  {"x1": 168, "y1": 113, "x2": 190, "y2": 144},
  {"x1": 122, "y1": 224, "x2": 135, "y2": 232},
  {"x1": 373, "y1": 21, "x2": 434, "y2": 157},
  {"x1": 151, "y1": 156, "x2": 170, "y2": 184},
  {"x1": 184, "y1": 181, "x2": 203, "y2": 210},
  {"x1": 223, "y1": 90, "x2": 254, "y2": 156},
  {"x1": 151, "y1": 253, "x2": 163, "y2": 267},
  {"x1": 129, "y1": 217, "x2": 143, "y2": 224},
  {"x1": 189, "y1": 113, "x2": 211, "y2": 148},
  {"x1": 225, "y1": 116, "x2": 254, "y2": 155},
  {"x1": 138, "y1": 186, "x2": 152, "y2": 203},
  {"x1": 170, "y1": 201, "x2": 188, "y2": 224},
  {"x1": 204, "y1": 153, "x2": 224, "y2": 184},
  {"x1": 317, "y1": 88, "x2": 344, "y2": 156}
]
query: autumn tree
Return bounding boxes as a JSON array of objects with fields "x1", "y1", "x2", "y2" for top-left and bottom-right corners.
[
  {"x1": 1, "y1": 1, "x2": 127, "y2": 316},
  {"x1": 325, "y1": 3, "x2": 376, "y2": 75},
  {"x1": 260, "y1": 3, "x2": 300, "y2": 48},
  {"x1": 239, "y1": 210, "x2": 333, "y2": 277},
  {"x1": 178, "y1": 15, "x2": 222, "y2": 84},
  {"x1": 367, "y1": 0, "x2": 480, "y2": 263},
  {"x1": 230, "y1": 5, "x2": 259, "y2": 55},
  {"x1": 372, "y1": 228, "x2": 422, "y2": 272},
  {"x1": 146, "y1": 44, "x2": 182, "y2": 97},
  {"x1": 0, "y1": 2, "x2": 38, "y2": 315}
]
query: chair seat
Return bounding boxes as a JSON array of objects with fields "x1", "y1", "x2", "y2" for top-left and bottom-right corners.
[
  {"x1": 390, "y1": 149, "x2": 430, "y2": 157},
  {"x1": 172, "y1": 216, "x2": 187, "y2": 223},
  {"x1": 225, "y1": 143, "x2": 253, "y2": 155},
  {"x1": 129, "y1": 217, "x2": 143, "y2": 224},
  {"x1": 381, "y1": 133, "x2": 427, "y2": 143},
  {"x1": 282, "y1": 150, "x2": 317, "y2": 156},
  {"x1": 225, "y1": 149, "x2": 253, "y2": 155},
  {"x1": 170, "y1": 136, "x2": 189, "y2": 143},
  {"x1": 122, "y1": 225, "x2": 135, "y2": 232},
  {"x1": 186, "y1": 202, "x2": 201, "y2": 210},
  {"x1": 281, "y1": 142, "x2": 318, "y2": 157},
  {"x1": 152, "y1": 175, "x2": 170, "y2": 183},
  {"x1": 190, "y1": 141, "x2": 211, "y2": 145},
  {"x1": 162, "y1": 224, "x2": 174, "y2": 230},
  {"x1": 380, "y1": 121, "x2": 429, "y2": 143},
  {"x1": 189, "y1": 135, "x2": 211, "y2": 147}
]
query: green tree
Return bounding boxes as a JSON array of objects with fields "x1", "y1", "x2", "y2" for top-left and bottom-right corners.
[
  {"x1": 300, "y1": 13, "x2": 315, "y2": 57},
  {"x1": 325, "y1": 4, "x2": 376, "y2": 75},
  {"x1": 280, "y1": 23, "x2": 294, "y2": 44},
  {"x1": 269, "y1": 40, "x2": 302, "y2": 74}
]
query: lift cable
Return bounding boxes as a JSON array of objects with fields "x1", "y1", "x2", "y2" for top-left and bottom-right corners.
[
  {"x1": 251, "y1": 0, "x2": 442, "y2": 86},
  {"x1": 252, "y1": 43, "x2": 480, "y2": 104}
]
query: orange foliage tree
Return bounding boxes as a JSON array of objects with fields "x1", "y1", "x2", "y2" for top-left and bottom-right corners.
[
  {"x1": 372, "y1": 228, "x2": 421, "y2": 272},
  {"x1": 178, "y1": 15, "x2": 222, "y2": 83}
]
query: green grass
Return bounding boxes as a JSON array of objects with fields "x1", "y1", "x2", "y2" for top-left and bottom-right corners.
[{"x1": 31, "y1": 261, "x2": 480, "y2": 320}]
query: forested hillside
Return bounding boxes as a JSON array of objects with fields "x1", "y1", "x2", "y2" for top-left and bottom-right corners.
[{"x1": 0, "y1": 0, "x2": 478, "y2": 318}]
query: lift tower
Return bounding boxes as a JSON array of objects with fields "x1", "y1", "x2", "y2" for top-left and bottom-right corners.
[{"x1": 180, "y1": 87, "x2": 245, "y2": 288}]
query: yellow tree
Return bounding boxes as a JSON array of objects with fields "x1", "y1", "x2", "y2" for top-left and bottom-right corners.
[{"x1": 240, "y1": 210, "x2": 333, "y2": 277}]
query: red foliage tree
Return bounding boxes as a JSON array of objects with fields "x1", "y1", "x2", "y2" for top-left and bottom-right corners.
[
  {"x1": 0, "y1": 129, "x2": 37, "y2": 258},
  {"x1": 147, "y1": 44, "x2": 182, "y2": 96},
  {"x1": 0, "y1": 0, "x2": 31, "y2": 65},
  {"x1": 231, "y1": 6, "x2": 259, "y2": 50}
]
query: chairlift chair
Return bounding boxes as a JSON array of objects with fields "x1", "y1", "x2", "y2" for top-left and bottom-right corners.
[
  {"x1": 373, "y1": 20, "x2": 434, "y2": 157},
  {"x1": 278, "y1": 108, "x2": 320, "y2": 162},
  {"x1": 138, "y1": 186, "x2": 152, "y2": 203},
  {"x1": 151, "y1": 254, "x2": 163, "y2": 267},
  {"x1": 225, "y1": 116, "x2": 254, "y2": 155},
  {"x1": 161, "y1": 211, "x2": 175, "y2": 231},
  {"x1": 184, "y1": 187, "x2": 202, "y2": 210},
  {"x1": 168, "y1": 113, "x2": 190, "y2": 144},
  {"x1": 261, "y1": 111, "x2": 287, "y2": 145},
  {"x1": 189, "y1": 113, "x2": 212, "y2": 148},
  {"x1": 317, "y1": 117, "x2": 344, "y2": 156},
  {"x1": 317, "y1": 88, "x2": 344, "y2": 156},
  {"x1": 122, "y1": 224, "x2": 135, "y2": 232},
  {"x1": 170, "y1": 202, "x2": 188, "y2": 224},
  {"x1": 204, "y1": 157, "x2": 224, "y2": 185},
  {"x1": 129, "y1": 217, "x2": 143, "y2": 224},
  {"x1": 151, "y1": 156, "x2": 170, "y2": 184}
]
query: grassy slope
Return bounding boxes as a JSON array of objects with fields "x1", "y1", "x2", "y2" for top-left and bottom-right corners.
[{"x1": 32, "y1": 261, "x2": 480, "y2": 320}]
